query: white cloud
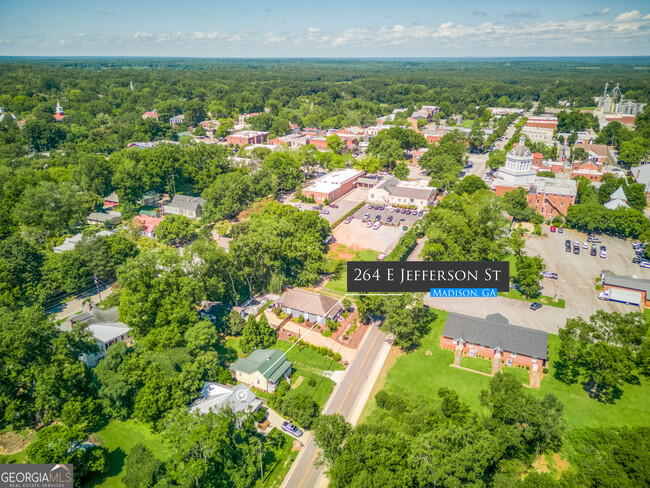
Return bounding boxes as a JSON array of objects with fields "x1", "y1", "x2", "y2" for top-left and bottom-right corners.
[
  {"x1": 583, "y1": 7, "x2": 610, "y2": 17},
  {"x1": 307, "y1": 27, "x2": 321, "y2": 33},
  {"x1": 192, "y1": 31, "x2": 205, "y2": 39},
  {"x1": 614, "y1": 10, "x2": 641, "y2": 22},
  {"x1": 132, "y1": 32, "x2": 153, "y2": 39},
  {"x1": 644, "y1": 13, "x2": 650, "y2": 20}
]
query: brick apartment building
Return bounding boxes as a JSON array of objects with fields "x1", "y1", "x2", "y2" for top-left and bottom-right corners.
[
  {"x1": 441, "y1": 312, "x2": 548, "y2": 369},
  {"x1": 571, "y1": 159, "x2": 603, "y2": 182},
  {"x1": 226, "y1": 130, "x2": 270, "y2": 146}
]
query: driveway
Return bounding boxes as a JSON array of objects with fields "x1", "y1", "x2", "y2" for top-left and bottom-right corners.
[{"x1": 291, "y1": 188, "x2": 367, "y2": 225}]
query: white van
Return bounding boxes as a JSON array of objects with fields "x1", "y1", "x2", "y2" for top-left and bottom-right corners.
[{"x1": 372, "y1": 221, "x2": 382, "y2": 230}]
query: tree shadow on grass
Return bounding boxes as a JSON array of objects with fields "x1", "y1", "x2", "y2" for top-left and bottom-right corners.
[{"x1": 82, "y1": 447, "x2": 126, "y2": 488}]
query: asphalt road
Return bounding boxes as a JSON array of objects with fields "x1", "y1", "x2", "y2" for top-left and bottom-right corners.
[{"x1": 282, "y1": 324, "x2": 389, "y2": 488}]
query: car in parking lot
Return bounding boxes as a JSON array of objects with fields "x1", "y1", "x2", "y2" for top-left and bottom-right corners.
[
  {"x1": 344, "y1": 216, "x2": 353, "y2": 224},
  {"x1": 550, "y1": 225, "x2": 556, "y2": 232},
  {"x1": 377, "y1": 252, "x2": 386, "y2": 260},
  {"x1": 633, "y1": 256, "x2": 642, "y2": 264},
  {"x1": 363, "y1": 213, "x2": 370, "y2": 220},
  {"x1": 591, "y1": 244, "x2": 597, "y2": 256},
  {"x1": 565, "y1": 239, "x2": 571, "y2": 252},
  {"x1": 320, "y1": 209, "x2": 330, "y2": 215},
  {"x1": 530, "y1": 302, "x2": 543, "y2": 311},
  {"x1": 582, "y1": 242, "x2": 588, "y2": 249},
  {"x1": 329, "y1": 204, "x2": 339, "y2": 209},
  {"x1": 282, "y1": 421, "x2": 303, "y2": 437},
  {"x1": 387, "y1": 215, "x2": 393, "y2": 223},
  {"x1": 558, "y1": 227, "x2": 563, "y2": 233},
  {"x1": 375, "y1": 214, "x2": 381, "y2": 221},
  {"x1": 542, "y1": 271, "x2": 558, "y2": 279},
  {"x1": 599, "y1": 246, "x2": 607, "y2": 258},
  {"x1": 366, "y1": 221, "x2": 373, "y2": 228},
  {"x1": 641, "y1": 260, "x2": 650, "y2": 268},
  {"x1": 418, "y1": 210, "x2": 424, "y2": 217},
  {"x1": 373, "y1": 221, "x2": 382, "y2": 230}
]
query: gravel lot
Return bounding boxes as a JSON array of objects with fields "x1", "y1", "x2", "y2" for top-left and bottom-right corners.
[
  {"x1": 332, "y1": 218, "x2": 406, "y2": 254},
  {"x1": 524, "y1": 226, "x2": 650, "y2": 315}
]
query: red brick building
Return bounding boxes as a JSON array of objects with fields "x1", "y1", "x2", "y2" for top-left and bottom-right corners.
[
  {"x1": 226, "y1": 131, "x2": 270, "y2": 146},
  {"x1": 525, "y1": 116, "x2": 558, "y2": 130},
  {"x1": 571, "y1": 159, "x2": 603, "y2": 182},
  {"x1": 301, "y1": 169, "x2": 364, "y2": 203},
  {"x1": 526, "y1": 177, "x2": 577, "y2": 218},
  {"x1": 602, "y1": 273, "x2": 650, "y2": 308},
  {"x1": 441, "y1": 312, "x2": 548, "y2": 370}
]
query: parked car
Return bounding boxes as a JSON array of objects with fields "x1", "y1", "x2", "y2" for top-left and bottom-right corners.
[
  {"x1": 320, "y1": 209, "x2": 330, "y2": 215},
  {"x1": 367, "y1": 204, "x2": 373, "y2": 209},
  {"x1": 550, "y1": 225, "x2": 556, "y2": 232},
  {"x1": 582, "y1": 242, "x2": 588, "y2": 249},
  {"x1": 377, "y1": 252, "x2": 386, "y2": 261},
  {"x1": 373, "y1": 221, "x2": 382, "y2": 230},
  {"x1": 329, "y1": 204, "x2": 339, "y2": 208},
  {"x1": 591, "y1": 244, "x2": 597, "y2": 256},
  {"x1": 565, "y1": 239, "x2": 571, "y2": 252},
  {"x1": 641, "y1": 260, "x2": 650, "y2": 269},
  {"x1": 600, "y1": 246, "x2": 607, "y2": 258},
  {"x1": 363, "y1": 213, "x2": 370, "y2": 220},
  {"x1": 387, "y1": 215, "x2": 393, "y2": 223},
  {"x1": 375, "y1": 214, "x2": 382, "y2": 221},
  {"x1": 530, "y1": 302, "x2": 543, "y2": 310},
  {"x1": 282, "y1": 421, "x2": 303, "y2": 437},
  {"x1": 418, "y1": 210, "x2": 424, "y2": 217},
  {"x1": 378, "y1": 205, "x2": 385, "y2": 210},
  {"x1": 344, "y1": 216, "x2": 353, "y2": 224},
  {"x1": 633, "y1": 256, "x2": 642, "y2": 264},
  {"x1": 558, "y1": 227, "x2": 564, "y2": 233}
]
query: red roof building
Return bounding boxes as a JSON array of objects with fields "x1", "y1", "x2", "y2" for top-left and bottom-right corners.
[
  {"x1": 142, "y1": 111, "x2": 159, "y2": 120},
  {"x1": 133, "y1": 215, "x2": 164, "y2": 239}
]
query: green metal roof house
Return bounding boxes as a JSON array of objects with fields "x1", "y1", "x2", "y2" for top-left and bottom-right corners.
[{"x1": 230, "y1": 349, "x2": 292, "y2": 393}]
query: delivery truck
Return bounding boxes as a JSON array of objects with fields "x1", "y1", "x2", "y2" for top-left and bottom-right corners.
[{"x1": 598, "y1": 288, "x2": 642, "y2": 306}]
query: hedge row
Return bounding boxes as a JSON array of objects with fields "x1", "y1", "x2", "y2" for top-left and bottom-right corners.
[
  {"x1": 386, "y1": 226, "x2": 419, "y2": 261},
  {"x1": 287, "y1": 336, "x2": 342, "y2": 361},
  {"x1": 331, "y1": 201, "x2": 366, "y2": 228}
]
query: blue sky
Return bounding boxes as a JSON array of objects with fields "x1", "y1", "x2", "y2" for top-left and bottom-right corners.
[{"x1": 1, "y1": 0, "x2": 649, "y2": 57}]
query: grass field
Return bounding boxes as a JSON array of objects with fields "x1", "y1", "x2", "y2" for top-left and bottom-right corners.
[
  {"x1": 254, "y1": 429, "x2": 299, "y2": 488},
  {"x1": 82, "y1": 420, "x2": 170, "y2": 488},
  {"x1": 459, "y1": 356, "x2": 492, "y2": 374},
  {"x1": 363, "y1": 309, "x2": 650, "y2": 430},
  {"x1": 500, "y1": 254, "x2": 565, "y2": 308},
  {"x1": 325, "y1": 247, "x2": 379, "y2": 294},
  {"x1": 223, "y1": 338, "x2": 342, "y2": 408}
]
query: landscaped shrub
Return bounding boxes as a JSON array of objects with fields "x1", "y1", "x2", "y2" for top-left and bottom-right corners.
[
  {"x1": 322, "y1": 330, "x2": 333, "y2": 337},
  {"x1": 333, "y1": 353, "x2": 341, "y2": 361},
  {"x1": 525, "y1": 366, "x2": 530, "y2": 370},
  {"x1": 542, "y1": 367, "x2": 549, "y2": 374},
  {"x1": 308, "y1": 378, "x2": 317, "y2": 387},
  {"x1": 297, "y1": 315, "x2": 305, "y2": 323}
]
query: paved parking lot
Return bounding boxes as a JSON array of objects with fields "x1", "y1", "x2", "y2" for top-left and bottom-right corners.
[
  {"x1": 353, "y1": 204, "x2": 422, "y2": 226},
  {"x1": 291, "y1": 188, "x2": 366, "y2": 225},
  {"x1": 333, "y1": 217, "x2": 406, "y2": 254},
  {"x1": 525, "y1": 226, "x2": 650, "y2": 316}
]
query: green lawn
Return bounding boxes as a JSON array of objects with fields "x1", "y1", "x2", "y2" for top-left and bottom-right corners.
[
  {"x1": 459, "y1": 356, "x2": 492, "y2": 374},
  {"x1": 224, "y1": 338, "x2": 342, "y2": 409},
  {"x1": 325, "y1": 247, "x2": 379, "y2": 294},
  {"x1": 254, "y1": 429, "x2": 299, "y2": 488},
  {"x1": 82, "y1": 420, "x2": 170, "y2": 488},
  {"x1": 364, "y1": 309, "x2": 650, "y2": 430}
]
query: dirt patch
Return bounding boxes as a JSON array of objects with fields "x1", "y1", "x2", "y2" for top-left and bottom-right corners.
[
  {"x1": 291, "y1": 440, "x2": 302, "y2": 451},
  {"x1": 552, "y1": 453, "x2": 570, "y2": 473},
  {"x1": 0, "y1": 431, "x2": 34, "y2": 455},
  {"x1": 327, "y1": 243, "x2": 357, "y2": 260},
  {"x1": 425, "y1": 350, "x2": 432, "y2": 355},
  {"x1": 292, "y1": 376, "x2": 304, "y2": 389},
  {"x1": 532, "y1": 454, "x2": 550, "y2": 473}
]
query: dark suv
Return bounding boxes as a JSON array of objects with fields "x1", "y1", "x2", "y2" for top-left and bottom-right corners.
[{"x1": 565, "y1": 240, "x2": 571, "y2": 252}]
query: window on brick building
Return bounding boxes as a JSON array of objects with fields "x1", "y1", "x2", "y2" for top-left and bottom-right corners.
[{"x1": 511, "y1": 352, "x2": 516, "y2": 358}]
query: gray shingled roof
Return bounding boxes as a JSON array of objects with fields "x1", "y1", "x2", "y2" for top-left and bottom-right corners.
[
  {"x1": 276, "y1": 288, "x2": 343, "y2": 319},
  {"x1": 443, "y1": 312, "x2": 548, "y2": 359},
  {"x1": 376, "y1": 177, "x2": 435, "y2": 200},
  {"x1": 602, "y1": 273, "x2": 650, "y2": 295},
  {"x1": 168, "y1": 194, "x2": 204, "y2": 212}
]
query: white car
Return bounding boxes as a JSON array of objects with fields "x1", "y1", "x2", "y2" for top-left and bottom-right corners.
[{"x1": 582, "y1": 242, "x2": 588, "y2": 249}]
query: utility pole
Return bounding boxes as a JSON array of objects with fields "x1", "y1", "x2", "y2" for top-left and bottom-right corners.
[
  {"x1": 168, "y1": 173, "x2": 177, "y2": 197},
  {"x1": 258, "y1": 437, "x2": 264, "y2": 484},
  {"x1": 93, "y1": 275, "x2": 102, "y2": 302}
]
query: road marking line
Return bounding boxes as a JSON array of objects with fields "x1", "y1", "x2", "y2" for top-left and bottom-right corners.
[
  {"x1": 296, "y1": 448, "x2": 320, "y2": 488},
  {"x1": 335, "y1": 330, "x2": 382, "y2": 415}
]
